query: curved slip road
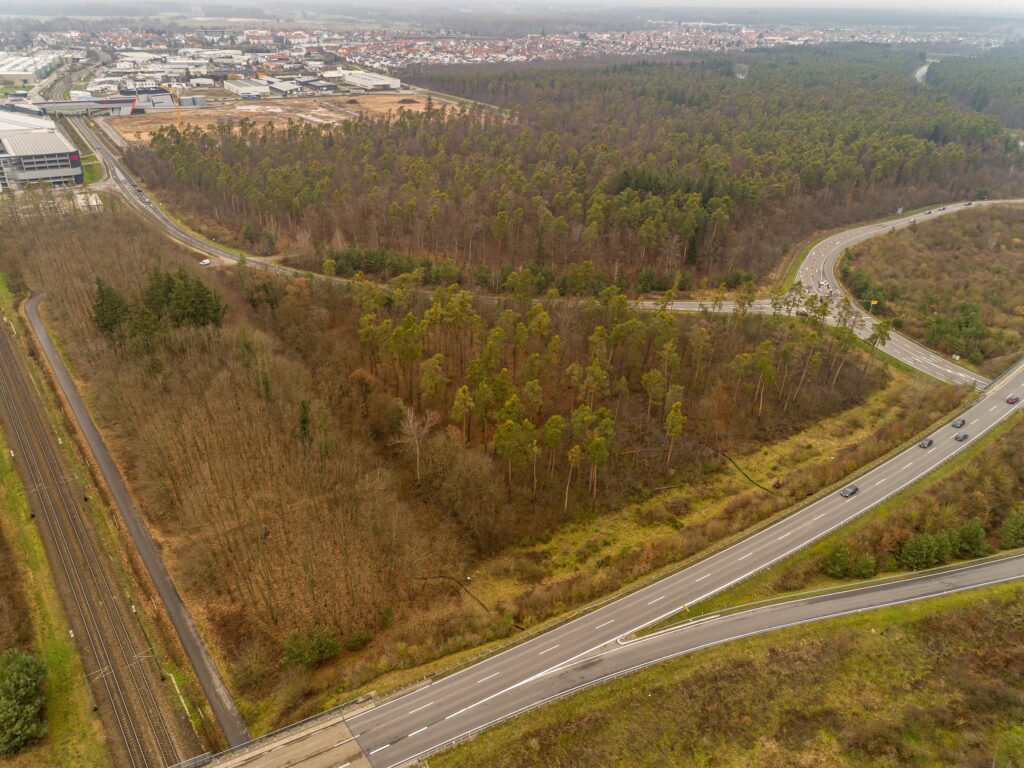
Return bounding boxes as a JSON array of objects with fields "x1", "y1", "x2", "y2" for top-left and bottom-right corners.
[
  {"x1": 25, "y1": 294, "x2": 251, "y2": 748},
  {"x1": 71, "y1": 115, "x2": 1020, "y2": 389},
  {"x1": 70, "y1": 117, "x2": 1024, "y2": 765},
  {"x1": 642, "y1": 200, "x2": 1024, "y2": 389}
]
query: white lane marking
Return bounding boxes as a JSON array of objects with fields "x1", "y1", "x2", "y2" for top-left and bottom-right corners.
[
  {"x1": 777, "y1": 531, "x2": 792, "y2": 540},
  {"x1": 903, "y1": 462, "x2": 913, "y2": 469},
  {"x1": 647, "y1": 595, "x2": 666, "y2": 605},
  {"x1": 990, "y1": 404, "x2": 999, "y2": 411},
  {"x1": 875, "y1": 478, "x2": 886, "y2": 486},
  {"x1": 476, "y1": 671, "x2": 500, "y2": 684},
  {"x1": 695, "y1": 574, "x2": 710, "y2": 582},
  {"x1": 813, "y1": 513, "x2": 826, "y2": 520},
  {"x1": 408, "y1": 702, "x2": 433, "y2": 715},
  {"x1": 369, "y1": 744, "x2": 391, "y2": 755},
  {"x1": 538, "y1": 644, "x2": 560, "y2": 655},
  {"x1": 594, "y1": 619, "x2": 615, "y2": 629},
  {"x1": 408, "y1": 727, "x2": 428, "y2": 737},
  {"x1": 339, "y1": 763, "x2": 351, "y2": 768},
  {"x1": 737, "y1": 552, "x2": 752, "y2": 560},
  {"x1": 445, "y1": 707, "x2": 468, "y2": 720},
  {"x1": 371, "y1": 365, "x2": 1024, "y2": 757},
  {"x1": 971, "y1": 419, "x2": 978, "y2": 424}
]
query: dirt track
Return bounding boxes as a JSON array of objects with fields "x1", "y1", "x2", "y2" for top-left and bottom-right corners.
[{"x1": 108, "y1": 93, "x2": 427, "y2": 143}]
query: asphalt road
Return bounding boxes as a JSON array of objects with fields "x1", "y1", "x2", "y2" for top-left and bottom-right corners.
[
  {"x1": 343, "y1": 354, "x2": 1024, "y2": 767},
  {"x1": 25, "y1": 295, "x2": 251, "y2": 748},
  {"x1": 792, "y1": 201, "x2": 1024, "y2": 388},
  {"x1": 70, "y1": 119, "x2": 1024, "y2": 765},
  {"x1": 70, "y1": 115, "x2": 1021, "y2": 390},
  {"x1": 354, "y1": 554, "x2": 1024, "y2": 767}
]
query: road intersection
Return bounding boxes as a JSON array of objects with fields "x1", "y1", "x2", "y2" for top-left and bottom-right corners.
[{"x1": 67, "y1": 117, "x2": 1024, "y2": 767}]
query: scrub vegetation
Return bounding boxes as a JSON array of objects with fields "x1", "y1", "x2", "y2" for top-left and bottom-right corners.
[
  {"x1": 124, "y1": 47, "x2": 1019, "y2": 292},
  {"x1": 0, "y1": 202, "x2": 960, "y2": 729},
  {"x1": 433, "y1": 581, "x2": 1024, "y2": 768},
  {"x1": 841, "y1": 205, "x2": 1024, "y2": 376}
]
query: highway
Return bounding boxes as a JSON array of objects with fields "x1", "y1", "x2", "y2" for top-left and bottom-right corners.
[
  {"x1": 68, "y1": 117, "x2": 1024, "y2": 766},
  {"x1": 340, "y1": 353, "x2": 1024, "y2": 767}
]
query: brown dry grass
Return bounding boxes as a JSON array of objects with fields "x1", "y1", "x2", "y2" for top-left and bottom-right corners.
[{"x1": 107, "y1": 93, "x2": 427, "y2": 144}]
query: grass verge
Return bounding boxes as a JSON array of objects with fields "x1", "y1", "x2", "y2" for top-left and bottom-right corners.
[
  {"x1": 0, "y1": 276, "x2": 109, "y2": 766},
  {"x1": 670, "y1": 411, "x2": 1021, "y2": 625},
  {"x1": 433, "y1": 579, "x2": 1024, "y2": 768}
]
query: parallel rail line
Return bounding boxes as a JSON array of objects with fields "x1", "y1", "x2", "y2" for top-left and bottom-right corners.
[{"x1": 0, "y1": 317, "x2": 180, "y2": 767}]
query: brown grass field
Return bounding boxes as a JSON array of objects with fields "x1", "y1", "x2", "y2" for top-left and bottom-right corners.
[{"x1": 107, "y1": 93, "x2": 427, "y2": 143}]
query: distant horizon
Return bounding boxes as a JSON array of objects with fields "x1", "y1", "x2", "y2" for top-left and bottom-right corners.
[{"x1": 2, "y1": 1, "x2": 1023, "y2": 18}]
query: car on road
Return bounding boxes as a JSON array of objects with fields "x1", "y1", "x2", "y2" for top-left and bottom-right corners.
[
  {"x1": 954, "y1": 432, "x2": 970, "y2": 442},
  {"x1": 939, "y1": 206, "x2": 947, "y2": 211},
  {"x1": 919, "y1": 438, "x2": 934, "y2": 448},
  {"x1": 1008, "y1": 395, "x2": 1021, "y2": 405},
  {"x1": 925, "y1": 210, "x2": 933, "y2": 214},
  {"x1": 199, "y1": 259, "x2": 211, "y2": 266},
  {"x1": 951, "y1": 418, "x2": 966, "y2": 428},
  {"x1": 964, "y1": 201, "x2": 973, "y2": 206},
  {"x1": 910, "y1": 218, "x2": 918, "y2": 223},
  {"x1": 839, "y1": 485, "x2": 859, "y2": 498}
]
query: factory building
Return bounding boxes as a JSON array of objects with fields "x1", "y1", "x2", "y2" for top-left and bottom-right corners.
[
  {"x1": 0, "y1": 112, "x2": 82, "y2": 190},
  {"x1": 0, "y1": 51, "x2": 61, "y2": 86},
  {"x1": 326, "y1": 70, "x2": 401, "y2": 91},
  {"x1": 223, "y1": 78, "x2": 270, "y2": 98}
]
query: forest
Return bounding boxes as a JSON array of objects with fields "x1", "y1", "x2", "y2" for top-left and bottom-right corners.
[
  {"x1": 841, "y1": 206, "x2": 1024, "y2": 376},
  {"x1": 124, "y1": 46, "x2": 1019, "y2": 293},
  {"x1": 0, "y1": 202, "x2": 949, "y2": 728},
  {"x1": 927, "y1": 45, "x2": 1024, "y2": 129}
]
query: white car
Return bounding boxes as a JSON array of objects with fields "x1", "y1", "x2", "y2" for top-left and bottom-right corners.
[{"x1": 199, "y1": 259, "x2": 211, "y2": 266}]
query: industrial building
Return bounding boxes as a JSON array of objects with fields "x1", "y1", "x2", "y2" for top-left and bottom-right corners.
[
  {"x1": 0, "y1": 51, "x2": 61, "y2": 86},
  {"x1": 268, "y1": 80, "x2": 302, "y2": 96},
  {"x1": 0, "y1": 112, "x2": 82, "y2": 190},
  {"x1": 224, "y1": 79, "x2": 270, "y2": 98},
  {"x1": 326, "y1": 70, "x2": 401, "y2": 91}
]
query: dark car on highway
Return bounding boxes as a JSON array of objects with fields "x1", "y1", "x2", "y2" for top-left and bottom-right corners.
[
  {"x1": 952, "y1": 419, "x2": 966, "y2": 428},
  {"x1": 839, "y1": 485, "x2": 859, "y2": 498},
  {"x1": 1008, "y1": 396, "x2": 1021, "y2": 405},
  {"x1": 954, "y1": 432, "x2": 970, "y2": 442},
  {"x1": 918, "y1": 438, "x2": 934, "y2": 448}
]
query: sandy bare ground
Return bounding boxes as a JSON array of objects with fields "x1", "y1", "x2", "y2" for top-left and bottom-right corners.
[{"x1": 108, "y1": 92, "x2": 426, "y2": 143}]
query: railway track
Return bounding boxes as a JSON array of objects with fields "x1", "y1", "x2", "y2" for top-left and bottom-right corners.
[{"x1": 0, "y1": 314, "x2": 183, "y2": 767}]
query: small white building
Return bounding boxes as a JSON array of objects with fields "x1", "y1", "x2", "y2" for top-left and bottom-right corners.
[{"x1": 223, "y1": 79, "x2": 270, "y2": 98}]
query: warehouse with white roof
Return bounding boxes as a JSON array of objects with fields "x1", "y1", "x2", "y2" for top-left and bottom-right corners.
[{"x1": 0, "y1": 112, "x2": 82, "y2": 190}]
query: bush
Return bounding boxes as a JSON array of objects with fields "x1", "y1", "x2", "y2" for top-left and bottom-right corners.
[
  {"x1": 0, "y1": 649, "x2": 47, "y2": 756},
  {"x1": 822, "y1": 543, "x2": 853, "y2": 579},
  {"x1": 850, "y1": 553, "x2": 877, "y2": 579},
  {"x1": 954, "y1": 518, "x2": 992, "y2": 558},
  {"x1": 900, "y1": 532, "x2": 948, "y2": 571},
  {"x1": 1000, "y1": 510, "x2": 1024, "y2": 549},
  {"x1": 346, "y1": 628, "x2": 374, "y2": 652},
  {"x1": 280, "y1": 627, "x2": 342, "y2": 669}
]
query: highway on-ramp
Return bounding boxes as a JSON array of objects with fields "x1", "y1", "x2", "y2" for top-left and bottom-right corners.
[{"x1": 69, "y1": 117, "x2": 1024, "y2": 766}]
